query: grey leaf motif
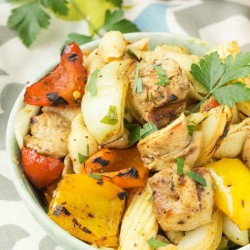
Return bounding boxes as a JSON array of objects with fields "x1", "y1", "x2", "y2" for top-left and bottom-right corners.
[
  {"x1": 0, "y1": 175, "x2": 21, "y2": 201},
  {"x1": 0, "y1": 225, "x2": 30, "y2": 250},
  {"x1": 0, "y1": 83, "x2": 23, "y2": 150},
  {"x1": 0, "y1": 69, "x2": 8, "y2": 76},
  {"x1": 39, "y1": 235, "x2": 58, "y2": 250},
  {"x1": 0, "y1": 26, "x2": 18, "y2": 46},
  {"x1": 174, "y1": 0, "x2": 250, "y2": 38}
]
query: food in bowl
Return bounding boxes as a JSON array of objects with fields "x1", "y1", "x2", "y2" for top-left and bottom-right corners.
[{"x1": 12, "y1": 31, "x2": 250, "y2": 249}]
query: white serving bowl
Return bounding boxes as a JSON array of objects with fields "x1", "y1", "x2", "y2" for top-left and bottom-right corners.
[{"x1": 7, "y1": 32, "x2": 247, "y2": 250}]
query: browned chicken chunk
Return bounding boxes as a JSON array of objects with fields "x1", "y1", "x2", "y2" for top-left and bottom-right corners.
[
  {"x1": 138, "y1": 114, "x2": 202, "y2": 170},
  {"x1": 128, "y1": 58, "x2": 190, "y2": 128},
  {"x1": 149, "y1": 164, "x2": 214, "y2": 231},
  {"x1": 24, "y1": 112, "x2": 70, "y2": 158}
]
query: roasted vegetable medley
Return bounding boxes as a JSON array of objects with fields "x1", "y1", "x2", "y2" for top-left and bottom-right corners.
[{"x1": 14, "y1": 31, "x2": 250, "y2": 249}]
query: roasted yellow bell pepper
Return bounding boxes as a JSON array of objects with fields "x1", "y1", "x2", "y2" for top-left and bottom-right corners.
[
  {"x1": 48, "y1": 174, "x2": 126, "y2": 247},
  {"x1": 208, "y1": 158, "x2": 250, "y2": 230}
]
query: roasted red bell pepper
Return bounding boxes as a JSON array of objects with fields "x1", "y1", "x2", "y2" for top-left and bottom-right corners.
[
  {"x1": 21, "y1": 147, "x2": 64, "y2": 189},
  {"x1": 24, "y1": 42, "x2": 86, "y2": 106}
]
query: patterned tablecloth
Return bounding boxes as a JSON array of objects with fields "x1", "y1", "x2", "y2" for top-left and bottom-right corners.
[{"x1": 1, "y1": 0, "x2": 250, "y2": 249}]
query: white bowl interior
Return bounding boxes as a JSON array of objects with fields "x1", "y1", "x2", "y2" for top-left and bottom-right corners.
[{"x1": 7, "y1": 32, "x2": 243, "y2": 250}]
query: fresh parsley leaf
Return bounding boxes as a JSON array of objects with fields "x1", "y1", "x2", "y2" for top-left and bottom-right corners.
[
  {"x1": 86, "y1": 68, "x2": 100, "y2": 96},
  {"x1": 213, "y1": 82, "x2": 250, "y2": 106},
  {"x1": 176, "y1": 157, "x2": 184, "y2": 175},
  {"x1": 108, "y1": 19, "x2": 140, "y2": 33},
  {"x1": 41, "y1": 0, "x2": 69, "y2": 15},
  {"x1": 40, "y1": 0, "x2": 51, "y2": 8},
  {"x1": 218, "y1": 52, "x2": 250, "y2": 87},
  {"x1": 128, "y1": 125, "x2": 141, "y2": 146},
  {"x1": 185, "y1": 171, "x2": 207, "y2": 186},
  {"x1": 187, "y1": 124, "x2": 195, "y2": 136},
  {"x1": 100, "y1": 105, "x2": 118, "y2": 125},
  {"x1": 8, "y1": 2, "x2": 50, "y2": 47},
  {"x1": 124, "y1": 119, "x2": 139, "y2": 130},
  {"x1": 68, "y1": 33, "x2": 93, "y2": 46},
  {"x1": 50, "y1": 0, "x2": 68, "y2": 15},
  {"x1": 190, "y1": 51, "x2": 250, "y2": 112},
  {"x1": 147, "y1": 237, "x2": 168, "y2": 249},
  {"x1": 153, "y1": 65, "x2": 169, "y2": 86},
  {"x1": 133, "y1": 63, "x2": 143, "y2": 93},
  {"x1": 89, "y1": 174, "x2": 102, "y2": 180},
  {"x1": 104, "y1": 9, "x2": 139, "y2": 33},
  {"x1": 124, "y1": 119, "x2": 141, "y2": 146},
  {"x1": 190, "y1": 52, "x2": 225, "y2": 90},
  {"x1": 78, "y1": 152, "x2": 87, "y2": 164},
  {"x1": 104, "y1": 9, "x2": 123, "y2": 29},
  {"x1": 140, "y1": 123, "x2": 158, "y2": 139}
]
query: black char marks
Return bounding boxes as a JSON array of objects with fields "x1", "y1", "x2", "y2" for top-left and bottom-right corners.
[
  {"x1": 53, "y1": 205, "x2": 71, "y2": 216},
  {"x1": 117, "y1": 167, "x2": 139, "y2": 178},
  {"x1": 93, "y1": 157, "x2": 110, "y2": 167},
  {"x1": 118, "y1": 191, "x2": 128, "y2": 200},
  {"x1": 68, "y1": 53, "x2": 78, "y2": 62},
  {"x1": 82, "y1": 227, "x2": 92, "y2": 234},
  {"x1": 46, "y1": 92, "x2": 68, "y2": 106}
]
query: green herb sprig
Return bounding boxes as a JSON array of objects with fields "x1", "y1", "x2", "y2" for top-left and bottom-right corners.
[
  {"x1": 68, "y1": 8, "x2": 139, "y2": 46},
  {"x1": 124, "y1": 120, "x2": 158, "y2": 146},
  {"x1": 190, "y1": 51, "x2": 250, "y2": 112},
  {"x1": 100, "y1": 105, "x2": 118, "y2": 125},
  {"x1": 86, "y1": 68, "x2": 100, "y2": 96},
  {"x1": 7, "y1": 0, "x2": 139, "y2": 47},
  {"x1": 147, "y1": 237, "x2": 168, "y2": 249},
  {"x1": 176, "y1": 157, "x2": 184, "y2": 175},
  {"x1": 176, "y1": 157, "x2": 207, "y2": 186},
  {"x1": 153, "y1": 64, "x2": 169, "y2": 86},
  {"x1": 140, "y1": 123, "x2": 158, "y2": 139},
  {"x1": 133, "y1": 63, "x2": 143, "y2": 94}
]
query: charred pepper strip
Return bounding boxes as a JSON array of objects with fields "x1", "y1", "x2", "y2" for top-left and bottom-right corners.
[{"x1": 24, "y1": 42, "x2": 86, "y2": 106}]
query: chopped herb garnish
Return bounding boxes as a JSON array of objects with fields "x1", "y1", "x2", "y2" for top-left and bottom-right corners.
[
  {"x1": 147, "y1": 237, "x2": 168, "y2": 249},
  {"x1": 128, "y1": 125, "x2": 141, "y2": 146},
  {"x1": 86, "y1": 68, "x2": 100, "y2": 96},
  {"x1": 124, "y1": 119, "x2": 141, "y2": 146},
  {"x1": 176, "y1": 157, "x2": 184, "y2": 175},
  {"x1": 153, "y1": 64, "x2": 169, "y2": 86},
  {"x1": 118, "y1": 191, "x2": 128, "y2": 200},
  {"x1": 100, "y1": 105, "x2": 118, "y2": 125},
  {"x1": 147, "y1": 195, "x2": 152, "y2": 202},
  {"x1": 89, "y1": 174, "x2": 102, "y2": 180},
  {"x1": 185, "y1": 171, "x2": 207, "y2": 186},
  {"x1": 190, "y1": 51, "x2": 250, "y2": 112},
  {"x1": 86, "y1": 144, "x2": 90, "y2": 157},
  {"x1": 78, "y1": 152, "x2": 87, "y2": 164},
  {"x1": 187, "y1": 124, "x2": 195, "y2": 136},
  {"x1": 133, "y1": 63, "x2": 143, "y2": 93},
  {"x1": 140, "y1": 123, "x2": 158, "y2": 139},
  {"x1": 149, "y1": 92, "x2": 155, "y2": 102}
]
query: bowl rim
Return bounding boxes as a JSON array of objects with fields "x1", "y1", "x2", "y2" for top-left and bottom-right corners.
[{"x1": 7, "y1": 32, "x2": 248, "y2": 250}]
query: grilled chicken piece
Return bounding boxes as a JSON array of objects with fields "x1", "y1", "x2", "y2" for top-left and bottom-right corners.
[
  {"x1": 24, "y1": 112, "x2": 70, "y2": 158},
  {"x1": 149, "y1": 164, "x2": 214, "y2": 231},
  {"x1": 138, "y1": 114, "x2": 202, "y2": 170},
  {"x1": 42, "y1": 106, "x2": 81, "y2": 122},
  {"x1": 128, "y1": 58, "x2": 190, "y2": 128}
]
